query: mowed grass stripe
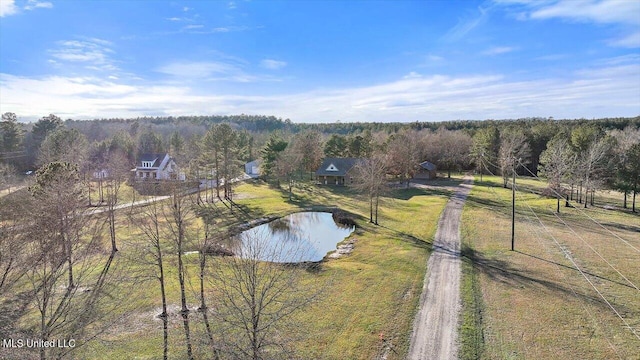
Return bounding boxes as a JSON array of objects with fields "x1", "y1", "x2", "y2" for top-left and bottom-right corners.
[{"x1": 460, "y1": 175, "x2": 640, "y2": 360}]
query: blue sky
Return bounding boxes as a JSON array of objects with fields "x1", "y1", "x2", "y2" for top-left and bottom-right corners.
[{"x1": 1, "y1": 0, "x2": 639, "y2": 123}]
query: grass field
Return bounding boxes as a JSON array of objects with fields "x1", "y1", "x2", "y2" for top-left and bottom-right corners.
[
  {"x1": 459, "y1": 175, "x2": 640, "y2": 360},
  {"x1": 42, "y1": 178, "x2": 453, "y2": 360}
]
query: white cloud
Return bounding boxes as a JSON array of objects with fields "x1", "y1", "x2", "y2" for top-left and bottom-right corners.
[
  {"x1": 609, "y1": 31, "x2": 640, "y2": 48},
  {"x1": 528, "y1": 0, "x2": 640, "y2": 25},
  {"x1": 183, "y1": 24, "x2": 204, "y2": 30},
  {"x1": 2, "y1": 61, "x2": 638, "y2": 122},
  {"x1": 0, "y1": 0, "x2": 18, "y2": 17},
  {"x1": 403, "y1": 72, "x2": 422, "y2": 79},
  {"x1": 443, "y1": 5, "x2": 490, "y2": 41},
  {"x1": 228, "y1": 1, "x2": 236, "y2": 9},
  {"x1": 260, "y1": 59, "x2": 287, "y2": 70},
  {"x1": 48, "y1": 38, "x2": 119, "y2": 72},
  {"x1": 24, "y1": 0, "x2": 53, "y2": 10},
  {"x1": 156, "y1": 61, "x2": 238, "y2": 78},
  {"x1": 482, "y1": 46, "x2": 517, "y2": 55}
]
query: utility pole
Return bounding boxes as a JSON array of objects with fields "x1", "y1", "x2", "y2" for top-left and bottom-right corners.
[
  {"x1": 480, "y1": 151, "x2": 484, "y2": 182},
  {"x1": 511, "y1": 158, "x2": 516, "y2": 251}
]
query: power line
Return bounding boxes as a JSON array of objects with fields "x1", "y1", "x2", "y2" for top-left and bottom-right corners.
[
  {"x1": 553, "y1": 212, "x2": 640, "y2": 292},
  {"x1": 516, "y1": 160, "x2": 640, "y2": 254},
  {"x1": 507, "y1": 180, "x2": 640, "y2": 292},
  {"x1": 513, "y1": 189, "x2": 623, "y2": 358},
  {"x1": 477, "y1": 168, "x2": 623, "y2": 357},
  {"x1": 515, "y1": 183, "x2": 640, "y2": 341}
]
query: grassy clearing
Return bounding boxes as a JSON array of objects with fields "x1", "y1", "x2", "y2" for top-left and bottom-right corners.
[
  {"x1": 460, "y1": 175, "x2": 640, "y2": 359},
  {"x1": 60, "y1": 178, "x2": 453, "y2": 359},
  {"x1": 86, "y1": 180, "x2": 154, "y2": 206}
]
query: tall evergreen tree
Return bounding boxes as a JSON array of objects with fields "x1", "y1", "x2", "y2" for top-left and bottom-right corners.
[
  {"x1": 1, "y1": 112, "x2": 24, "y2": 156},
  {"x1": 261, "y1": 135, "x2": 288, "y2": 180}
]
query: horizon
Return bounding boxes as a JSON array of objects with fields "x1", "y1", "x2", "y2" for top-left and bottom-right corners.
[{"x1": 1, "y1": 0, "x2": 640, "y2": 123}]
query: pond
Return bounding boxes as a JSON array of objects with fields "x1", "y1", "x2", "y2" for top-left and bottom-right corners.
[{"x1": 228, "y1": 211, "x2": 355, "y2": 263}]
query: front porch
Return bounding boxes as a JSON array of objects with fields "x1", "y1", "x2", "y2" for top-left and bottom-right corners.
[{"x1": 317, "y1": 175, "x2": 347, "y2": 185}]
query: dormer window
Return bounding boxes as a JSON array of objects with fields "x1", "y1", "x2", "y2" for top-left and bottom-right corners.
[
  {"x1": 326, "y1": 163, "x2": 338, "y2": 172},
  {"x1": 142, "y1": 161, "x2": 154, "y2": 168}
]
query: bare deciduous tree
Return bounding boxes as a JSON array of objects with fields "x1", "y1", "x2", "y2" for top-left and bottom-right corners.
[
  {"x1": 130, "y1": 199, "x2": 170, "y2": 360},
  {"x1": 539, "y1": 136, "x2": 575, "y2": 211},
  {"x1": 610, "y1": 126, "x2": 640, "y2": 208},
  {"x1": 275, "y1": 146, "x2": 301, "y2": 201},
  {"x1": 104, "y1": 150, "x2": 131, "y2": 254},
  {"x1": 21, "y1": 162, "x2": 121, "y2": 360},
  {"x1": 292, "y1": 130, "x2": 324, "y2": 180},
  {"x1": 352, "y1": 154, "x2": 389, "y2": 224},
  {"x1": 165, "y1": 188, "x2": 196, "y2": 360},
  {"x1": 498, "y1": 130, "x2": 531, "y2": 188},
  {"x1": 387, "y1": 131, "x2": 420, "y2": 187},
  {"x1": 210, "y1": 229, "x2": 318, "y2": 360},
  {"x1": 578, "y1": 137, "x2": 612, "y2": 208}
]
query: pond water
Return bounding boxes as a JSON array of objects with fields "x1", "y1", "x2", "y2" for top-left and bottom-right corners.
[{"x1": 229, "y1": 212, "x2": 355, "y2": 263}]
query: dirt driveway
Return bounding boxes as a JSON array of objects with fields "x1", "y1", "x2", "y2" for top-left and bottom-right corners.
[{"x1": 408, "y1": 175, "x2": 473, "y2": 360}]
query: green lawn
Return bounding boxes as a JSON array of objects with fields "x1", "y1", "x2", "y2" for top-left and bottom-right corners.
[
  {"x1": 64, "y1": 178, "x2": 452, "y2": 359},
  {"x1": 459, "y1": 175, "x2": 640, "y2": 360}
]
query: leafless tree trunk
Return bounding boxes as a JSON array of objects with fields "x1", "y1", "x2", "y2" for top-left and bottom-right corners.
[
  {"x1": 498, "y1": 131, "x2": 531, "y2": 188},
  {"x1": 275, "y1": 146, "x2": 301, "y2": 201},
  {"x1": 197, "y1": 221, "x2": 220, "y2": 359},
  {"x1": 352, "y1": 154, "x2": 389, "y2": 225},
  {"x1": 209, "y1": 229, "x2": 320, "y2": 359},
  {"x1": 387, "y1": 131, "x2": 420, "y2": 187},
  {"x1": 104, "y1": 151, "x2": 130, "y2": 254},
  {"x1": 165, "y1": 188, "x2": 195, "y2": 360},
  {"x1": 579, "y1": 138, "x2": 610, "y2": 208},
  {"x1": 21, "y1": 162, "x2": 121, "y2": 360},
  {"x1": 292, "y1": 130, "x2": 324, "y2": 181},
  {"x1": 131, "y1": 200, "x2": 169, "y2": 360}
]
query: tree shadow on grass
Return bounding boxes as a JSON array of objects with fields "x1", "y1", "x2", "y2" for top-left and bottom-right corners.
[
  {"x1": 376, "y1": 223, "x2": 433, "y2": 250},
  {"x1": 513, "y1": 250, "x2": 639, "y2": 290},
  {"x1": 462, "y1": 245, "x2": 636, "y2": 311},
  {"x1": 389, "y1": 187, "x2": 451, "y2": 201},
  {"x1": 0, "y1": 290, "x2": 35, "y2": 340},
  {"x1": 464, "y1": 194, "x2": 510, "y2": 214},
  {"x1": 597, "y1": 221, "x2": 640, "y2": 234}
]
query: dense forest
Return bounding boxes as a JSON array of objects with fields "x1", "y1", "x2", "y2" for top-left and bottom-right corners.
[
  {"x1": 1, "y1": 112, "x2": 639, "y2": 359},
  {"x1": 1, "y1": 113, "x2": 639, "y2": 209}
]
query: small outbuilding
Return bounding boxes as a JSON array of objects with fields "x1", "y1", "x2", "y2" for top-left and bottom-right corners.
[
  {"x1": 244, "y1": 159, "x2": 261, "y2": 177},
  {"x1": 414, "y1": 161, "x2": 437, "y2": 180}
]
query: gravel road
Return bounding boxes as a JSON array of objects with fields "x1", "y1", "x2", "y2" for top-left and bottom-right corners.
[{"x1": 408, "y1": 176, "x2": 473, "y2": 360}]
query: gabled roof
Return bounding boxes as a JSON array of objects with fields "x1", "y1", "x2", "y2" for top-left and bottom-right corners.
[
  {"x1": 316, "y1": 158, "x2": 361, "y2": 177},
  {"x1": 245, "y1": 159, "x2": 261, "y2": 167},
  {"x1": 419, "y1": 160, "x2": 436, "y2": 171},
  {"x1": 138, "y1": 153, "x2": 168, "y2": 168}
]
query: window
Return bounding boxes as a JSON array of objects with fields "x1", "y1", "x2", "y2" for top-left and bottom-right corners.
[
  {"x1": 326, "y1": 163, "x2": 338, "y2": 172},
  {"x1": 142, "y1": 161, "x2": 154, "y2": 168}
]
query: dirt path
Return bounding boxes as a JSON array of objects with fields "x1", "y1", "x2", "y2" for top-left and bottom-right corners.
[
  {"x1": 408, "y1": 175, "x2": 473, "y2": 360},
  {"x1": 0, "y1": 185, "x2": 26, "y2": 198}
]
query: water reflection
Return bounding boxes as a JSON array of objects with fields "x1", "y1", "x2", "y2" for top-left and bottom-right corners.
[{"x1": 230, "y1": 212, "x2": 355, "y2": 263}]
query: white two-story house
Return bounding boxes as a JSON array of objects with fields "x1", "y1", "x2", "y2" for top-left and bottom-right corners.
[{"x1": 134, "y1": 153, "x2": 185, "y2": 181}]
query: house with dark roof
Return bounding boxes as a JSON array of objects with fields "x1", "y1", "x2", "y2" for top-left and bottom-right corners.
[
  {"x1": 414, "y1": 160, "x2": 437, "y2": 180},
  {"x1": 315, "y1": 158, "x2": 361, "y2": 185},
  {"x1": 134, "y1": 153, "x2": 185, "y2": 181}
]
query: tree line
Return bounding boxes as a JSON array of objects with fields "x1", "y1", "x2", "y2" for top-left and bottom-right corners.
[
  {"x1": 1, "y1": 111, "x2": 638, "y2": 359},
  {"x1": 2, "y1": 112, "x2": 639, "y2": 210}
]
